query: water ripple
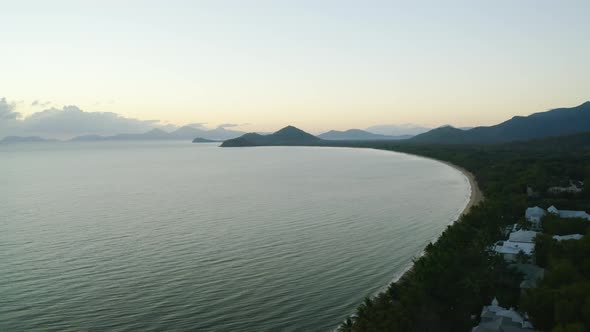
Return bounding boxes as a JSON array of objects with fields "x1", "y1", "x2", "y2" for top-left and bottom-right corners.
[{"x1": 0, "y1": 142, "x2": 469, "y2": 331}]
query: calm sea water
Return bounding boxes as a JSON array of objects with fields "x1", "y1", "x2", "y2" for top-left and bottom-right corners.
[{"x1": 0, "y1": 141, "x2": 470, "y2": 331}]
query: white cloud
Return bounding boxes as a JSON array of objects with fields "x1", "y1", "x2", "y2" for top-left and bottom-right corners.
[
  {"x1": 0, "y1": 98, "x2": 173, "y2": 139},
  {"x1": 186, "y1": 122, "x2": 208, "y2": 129},
  {"x1": 31, "y1": 100, "x2": 52, "y2": 107},
  {"x1": 0, "y1": 98, "x2": 21, "y2": 120}
]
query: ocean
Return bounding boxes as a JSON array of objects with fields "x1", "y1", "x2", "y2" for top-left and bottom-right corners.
[{"x1": 0, "y1": 141, "x2": 470, "y2": 331}]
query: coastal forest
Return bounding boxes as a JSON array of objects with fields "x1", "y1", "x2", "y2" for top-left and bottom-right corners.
[{"x1": 334, "y1": 134, "x2": 590, "y2": 331}]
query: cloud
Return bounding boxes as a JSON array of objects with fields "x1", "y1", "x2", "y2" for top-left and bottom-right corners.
[
  {"x1": 31, "y1": 100, "x2": 51, "y2": 107},
  {"x1": 23, "y1": 106, "x2": 164, "y2": 138},
  {"x1": 0, "y1": 98, "x2": 171, "y2": 139},
  {"x1": 186, "y1": 122, "x2": 208, "y2": 129},
  {"x1": 217, "y1": 123, "x2": 240, "y2": 129},
  {"x1": 0, "y1": 97, "x2": 246, "y2": 140},
  {"x1": 158, "y1": 124, "x2": 180, "y2": 132},
  {"x1": 0, "y1": 98, "x2": 21, "y2": 120}
]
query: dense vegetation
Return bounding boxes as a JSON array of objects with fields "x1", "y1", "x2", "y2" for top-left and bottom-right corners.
[
  {"x1": 331, "y1": 135, "x2": 590, "y2": 331},
  {"x1": 408, "y1": 101, "x2": 590, "y2": 144},
  {"x1": 221, "y1": 127, "x2": 590, "y2": 330},
  {"x1": 524, "y1": 232, "x2": 590, "y2": 331}
]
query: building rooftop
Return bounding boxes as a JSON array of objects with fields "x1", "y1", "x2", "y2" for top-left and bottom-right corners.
[
  {"x1": 472, "y1": 298, "x2": 536, "y2": 332},
  {"x1": 553, "y1": 234, "x2": 584, "y2": 242},
  {"x1": 510, "y1": 264, "x2": 545, "y2": 289},
  {"x1": 494, "y1": 241, "x2": 535, "y2": 256},
  {"x1": 548, "y1": 206, "x2": 590, "y2": 220},
  {"x1": 525, "y1": 207, "x2": 545, "y2": 218}
]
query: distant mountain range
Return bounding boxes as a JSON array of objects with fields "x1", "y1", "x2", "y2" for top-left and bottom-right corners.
[
  {"x1": 318, "y1": 129, "x2": 412, "y2": 141},
  {"x1": 409, "y1": 101, "x2": 590, "y2": 144},
  {"x1": 71, "y1": 126, "x2": 246, "y2": 141},
  {"x1": 223, "y1": 102, "x2": 590, "y2": 148},
  {"x1": 0, "y1": 136, "x2": 57, "y2": 144},
  {"x1": 221, "y1": 126, "x2": 322, "y2": 147},
  {"x1": 365, "y1": 124, "x2": 432, "y2": 136},
  {"x1": 1, "y1": 126, "x2": 247, "y2": 143},
  {"x1": 4, "y1": 102, "x2": 589, "y2": 145}
]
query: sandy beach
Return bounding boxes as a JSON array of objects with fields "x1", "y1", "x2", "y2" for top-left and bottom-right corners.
[
  {"x1": 383, "y1": 149, "x2": 484, "y2": 218},
  {"x1": 442, "y1": 161, "x2": 484, "y2": 217}
]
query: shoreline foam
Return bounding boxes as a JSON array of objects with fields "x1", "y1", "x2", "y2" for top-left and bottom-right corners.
[{"x1": 442, "y1": 161, "x2": 484, "y2": 216}]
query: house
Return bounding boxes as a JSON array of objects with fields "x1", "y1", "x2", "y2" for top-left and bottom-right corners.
[
  {"x1": 510, "y1": 264, "x2": 545, "y2": 290},
  {"x1": 472, "y1": 298, "x2": 536, "y2": 332},
  {"x1": 547, "y1": 206, "x2": 590, "y2": 220},
  {"x1": 508, "y1": 230, "x2": 538, "y2": 244},
  {"x1": 493, "y1": 229, "x2": 538, "y2": 263},
  {"x1": 525, "y1": 207, "x2": 545, "y2": 229},
  {"x1": 553, "y1": 234, "x2": 584, "y2": 242},
  {"x1": 493, "y1": 241, "x2": 535, "y2": 262}
]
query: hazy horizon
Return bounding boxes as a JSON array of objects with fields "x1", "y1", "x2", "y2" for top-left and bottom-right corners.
[
  {"x1": 0, "y1": 97, "x2": 439, "y2": 139},
  {"x1": 1, "y1": 1, "x2": 589, "y2": 137},
  {"x1": 2, "y1": 98, "x2": 589, "y2": 140}
]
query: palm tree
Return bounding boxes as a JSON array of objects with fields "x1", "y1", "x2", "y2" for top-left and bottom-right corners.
[{"x1": 337, "y1": 317, "x2": 354, "y2": 332}]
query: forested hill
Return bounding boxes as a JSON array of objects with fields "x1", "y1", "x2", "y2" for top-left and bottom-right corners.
[
  {"x1": 221, "y1": 101, "x2": 590, "y2": 148},
  {"x1": 409, "y1": 101, "x2": 590, "y2": 144},
  {"x1": 318, "y1": 129, "x2": 411, "y2": 141},
  {"x1": 220, "y1": 125, "x2": 322, "y2": 147},
  {"x1": 335, "y1": 132, "x2": 590, "y2": 331}
]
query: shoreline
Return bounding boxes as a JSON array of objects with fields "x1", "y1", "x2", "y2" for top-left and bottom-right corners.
[
  {"x1": 440, "y1": 160, "x2": 484, "y2": 216},
  {"x1": 381, "y1": 149, "x2": 484, "y2": 217},
  {"x1": 373, "y1": 148, "x2": 484, "y2": 217},
  {"x1": 217, "y1": 144, "x2": 485, "y2": 331},
  {"x1": 335, "y1": 149, "x2": 484, "y2": 331},
  {"x1": 378, "y1": 155, "x2": 484, "y2": 287}
]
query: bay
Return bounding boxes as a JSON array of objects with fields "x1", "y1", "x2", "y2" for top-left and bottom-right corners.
[{"x1": 0, "y1": 141, "x2": 470, "y2": 331}]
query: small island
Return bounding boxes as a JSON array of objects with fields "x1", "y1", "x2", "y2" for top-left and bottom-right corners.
[{"x1": 192, "y1": 137, "x2": 217, "y2": 143}]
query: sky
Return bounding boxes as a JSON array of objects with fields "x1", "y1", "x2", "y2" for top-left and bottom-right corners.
[{"x1": 1, "y1": 0, "x2": 589, "y2": 136}]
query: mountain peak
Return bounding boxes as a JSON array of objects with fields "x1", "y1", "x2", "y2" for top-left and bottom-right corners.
[
  {"x1": 275, "y1": 125, "x2": 301, "y2": 133},
  {"x1": 410, "y1": 102, "x2": 590, "y2": 144},
  {"x1": 274, "y1": 125, "x2": 314, "y2": 137},
  {"x1": 221, "y1": 126, "x2": 320, "y2": 147}
]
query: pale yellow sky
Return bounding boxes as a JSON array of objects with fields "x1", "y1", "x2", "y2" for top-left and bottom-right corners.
[{"x1": 1, "y1": 1, "x2": 589, "y2": 133}]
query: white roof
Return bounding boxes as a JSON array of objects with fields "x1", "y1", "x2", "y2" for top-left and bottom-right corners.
[
  {"x1": 548, "y1": 206, "x2": 590, "y2": 220},
  {"x1": 494, "y1": 241, "x2": 535, "y2": 255},
  {"x1": 508, "y1": 230, "x2": 538, "y2": 243},
  {"x1": 525, "y1": 206, "x2": 545, "y2": 218},
  {"x1": 553, "y1": 234, "x2": 584, "y2": 241},
  {"x1": 525, "y1": 206, "x2": 545, "y2": 216},
  {"x1": 558, "y1": 210, "x2": 590, "y2": 220},
  {"x1": 479, "y1": 298, "x2": 533, "y2": 327}
]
